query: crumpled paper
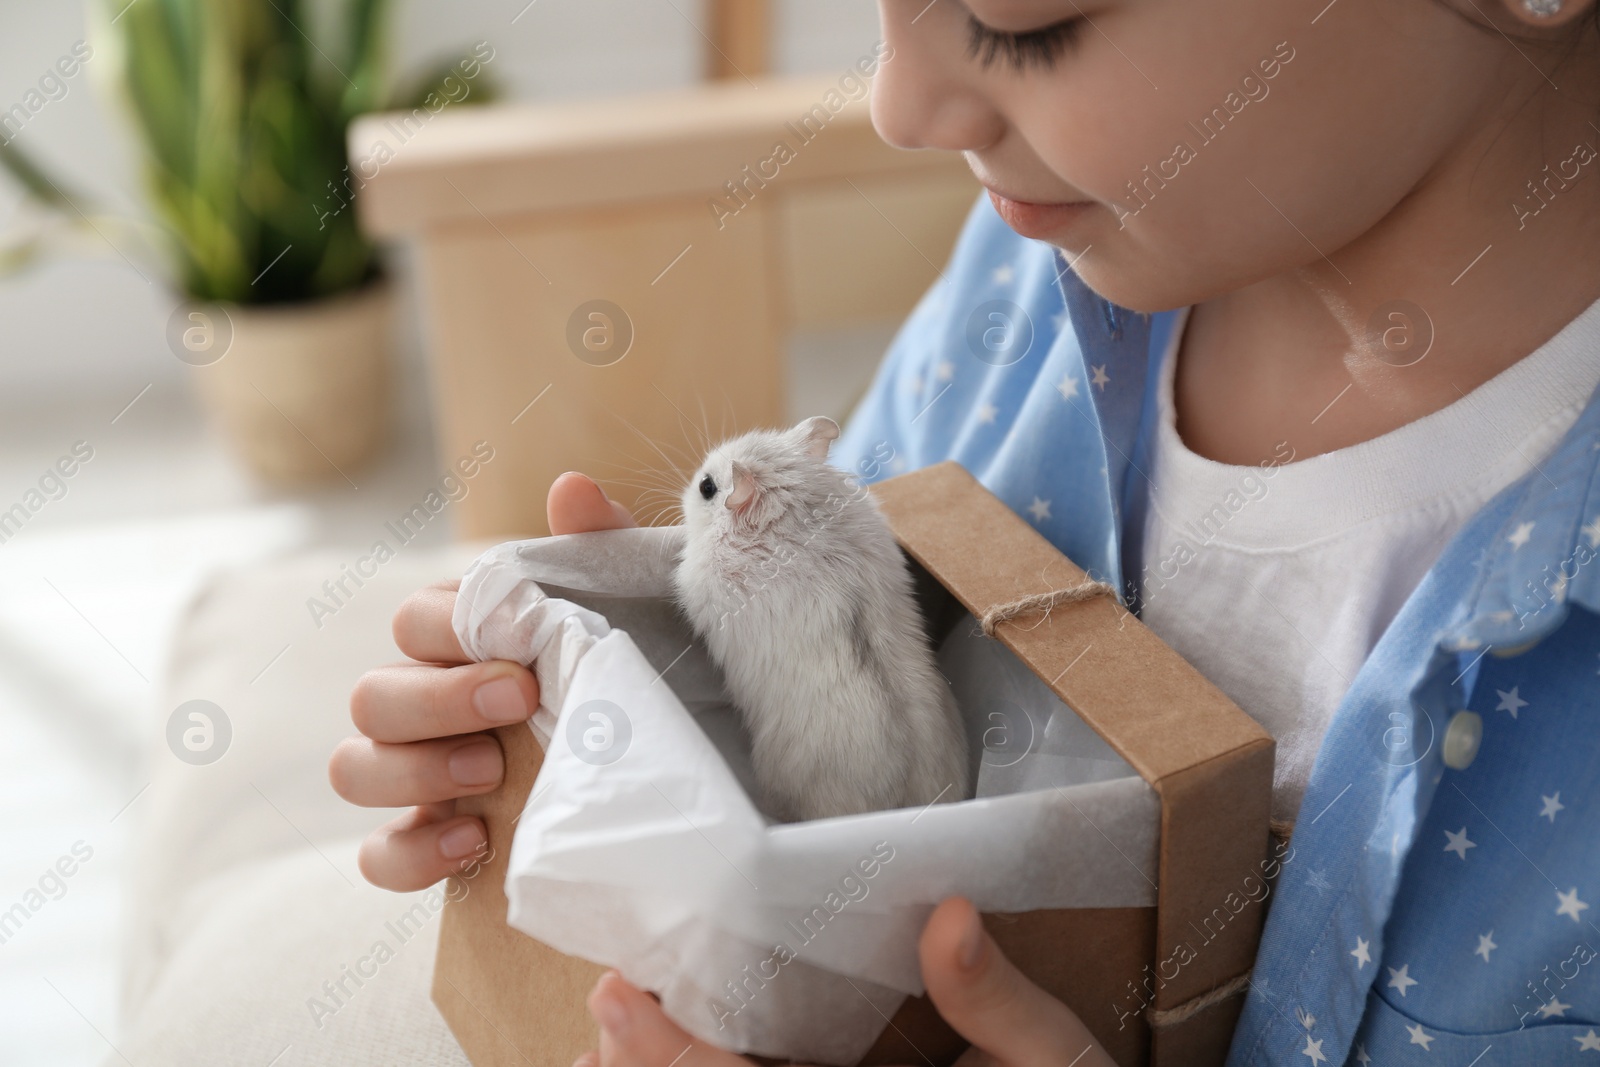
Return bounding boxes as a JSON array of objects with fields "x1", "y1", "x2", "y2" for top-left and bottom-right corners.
[{"x1": 452, "y1": 524, "x2": 1160, "y2": 1066}]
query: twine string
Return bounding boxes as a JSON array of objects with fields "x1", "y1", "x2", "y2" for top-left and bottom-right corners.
[
  {"x1": 1144, "y1": 968, "x2": 1253, "y2": 1029},
  {"x1": 978, "y1": 579, "x2": 1116, "y2": 637}
]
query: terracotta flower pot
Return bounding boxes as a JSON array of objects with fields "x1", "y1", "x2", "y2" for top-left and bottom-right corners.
[{"x1": 186, "y1": 281, "x2": 391, "y2": 486}]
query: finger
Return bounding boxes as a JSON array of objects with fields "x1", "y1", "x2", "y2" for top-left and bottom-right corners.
[
  {"x1": 548, "y1": 472, "x2": 637, "y2": 536},
  {"x1": 355, "y1": 804, "x2": 490, "y2": 892},
  {"x1": 350, "y1": 660, "x2": 536, "y2": 743},
  {"x1": 587, "y1": 971, "x2": 750, "y2": 1067},
  {"x1": 919, "y1": 898, "x2": 1115, "y2": 1067},
  {"x1": 392, "y1": 579, "x2": 467, "y2": 663},
  {"x1": 330, "y1": 734, "x2": 505, "y2": 807}
]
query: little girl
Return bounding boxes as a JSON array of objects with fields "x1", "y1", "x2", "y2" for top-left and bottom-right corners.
[{"x1": 338, "y1": 0, "x2": 1600, "y2": 1063}]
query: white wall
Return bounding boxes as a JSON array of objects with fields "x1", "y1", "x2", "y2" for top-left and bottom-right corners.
[{"x1": 0, "y1": 0, "x2": 882, "y2": 407}]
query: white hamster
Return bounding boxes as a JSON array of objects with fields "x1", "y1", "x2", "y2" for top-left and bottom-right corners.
[{"x1": 671, "y1": 415, "x2": 969, "y2": 822}]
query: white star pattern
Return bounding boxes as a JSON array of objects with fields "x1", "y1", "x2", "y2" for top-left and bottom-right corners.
[
  {"x1": 905, "y1": 374, "x2": 924, "y2": 397},
  {"x1": 1387, "y1": 964, "x2": 1418, "y2": 996},
  {"x1": 1296, "y1": 1007, "x2": 1316, "y2": 1031},
  {"x1": 1495, "y1": 686, "x2": 1528, "y2": 718},
  {"x1": 977, "y1": 402, "x2": 998, "y2": 425},
  {"x1": 1540, "y1": 996, "x2": 1572, "y2": 1019},
  {"x1": 1558, "y1": 887, "x2": 1590, "y2": 922},
  {"x1": 1444, "y1": 827, "x2": 1476, "y2": 860},
  {"x1": 1475, "y1": 932, "x2": 1497, "y2": 962},
  {"x1": 1091, "y1": 364, "x2": 1110, "y2": 390},
  {"x1": 1051, "y1": 308, "x2": 1069, "y2": 332},
  {"x1": 1407, "y1": 1023, "x2": 1434, "y2": 1050},
  {"x1": 1027, "y1": 497, "x2": 1052, "y2": 523},
  {"x1": 1508, "y1": 521, "x2": 1536, "y2": 549},
  {"x1": 1576, "y1": 1030, "x2": 1600, "y2": 1052},
  {"x1": 1351, "y1": 938, "x2": 1371, "y2": 968},
  {"x1": 1354, "y1": 1045, "x2": 1372, "y2": 1065},
  {"x1": 1541, "y1": 792, "x2": 1565, "y2": 822},
  {"x1": 1306, "y1": 868, "x2": 1333, "y2": 894},
  {"x1": 1056, "y1": 374, "x2": 1080, "y2": 401},
  {"x1": 1582, "y1": 516, "x2": 1600, "y2": 549},
  {"x1": 934, "y1": 360, "x2": 955, "y2": 382},
  {"x1": 1300, "y1": 1036, "x2": 1326, "y2": 1065},
  {"x1": 991, "y1": 264, "x2": 1015, "y2": 286}
]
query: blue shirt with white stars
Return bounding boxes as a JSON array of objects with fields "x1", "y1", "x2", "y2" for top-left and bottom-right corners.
[{"x1": 831, "y1": 195, "x2": 1600, "y2": 1066}]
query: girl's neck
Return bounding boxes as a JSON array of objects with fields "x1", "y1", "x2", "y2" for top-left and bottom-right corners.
[{"x1": 1175, "y1": 67, "x2": 1600, "y2": 467}]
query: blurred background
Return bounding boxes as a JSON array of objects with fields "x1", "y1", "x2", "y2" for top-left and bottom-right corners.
[{"x1": 0, "y1": 1, "x2": 974, "y2": 1062}]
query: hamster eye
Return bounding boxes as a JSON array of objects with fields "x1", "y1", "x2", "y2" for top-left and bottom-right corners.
[{"x1": 698, "y1": 474, "x2": 717, "y2": 501}]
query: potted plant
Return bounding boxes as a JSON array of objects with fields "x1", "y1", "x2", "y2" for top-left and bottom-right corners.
[{"x1": 1, "y1": 0, "x2": 494, "y2": 484}]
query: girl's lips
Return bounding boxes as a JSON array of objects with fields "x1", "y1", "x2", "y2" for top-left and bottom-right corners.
[{"x1": 985, "y1": 187, "x2": 1095, "y2": 240}]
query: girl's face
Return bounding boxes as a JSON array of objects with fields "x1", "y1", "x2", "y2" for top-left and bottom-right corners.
[{"x1": 871, "y1": 0, "x2": 1573, "y2": 312}]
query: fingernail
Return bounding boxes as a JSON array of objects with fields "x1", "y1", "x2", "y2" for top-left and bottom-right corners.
[
  {"x1": 473, "y1": 676, "x2": 528, "y2": 723},
  {"x1": 592, "y1": 974, "x2": 631, "y2": 1035},
  {"x1": 958, "y1": 909, "x2": 986, "y2": 971},
  {"x1": 449, "y1": 740, "x2": 502, "y2": 786},
  {"x1": 439, "y1": 822, "x2": 486, "y2": 859}
]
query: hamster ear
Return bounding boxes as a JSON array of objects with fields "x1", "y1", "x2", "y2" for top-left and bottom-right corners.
[
  {"x1": 725, "y1": 462, "x2": 757, "y2": 514},
  {"x1": 795, "y1": 416, "x2": 840, "y2": 461}
]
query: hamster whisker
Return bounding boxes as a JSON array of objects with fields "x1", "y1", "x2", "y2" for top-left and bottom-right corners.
[
  {"x1": 611, "y1": 412, "x2": 700, "y2": 480},
  {"x1": 583, "y1": 450, "x2": 689, "y2": 494},
  {"x1": 652, "y1": 384, "x2": 714, "y2": 457},
  {"x1": 637, "y1": 502, "x2": 685, "y2": 528}
]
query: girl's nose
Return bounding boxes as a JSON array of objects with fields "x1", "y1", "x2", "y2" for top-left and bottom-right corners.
[{"x1": 870, "y1": 9, "x2": 1008, "y2": 153}]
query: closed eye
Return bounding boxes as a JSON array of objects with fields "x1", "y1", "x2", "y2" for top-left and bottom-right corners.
[{"x1": 965, "y1": 13, "x2": 1084, "y2": 72}]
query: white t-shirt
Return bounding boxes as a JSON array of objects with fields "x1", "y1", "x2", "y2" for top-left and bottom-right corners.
[{"x1": 1139, "y1": 300, "x2": 1600, "y2": 824}]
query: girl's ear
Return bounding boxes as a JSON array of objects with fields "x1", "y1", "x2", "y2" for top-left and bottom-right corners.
[
  {"x1": 795, "y1": 416, "x2": 840, "y2": 460},
  {"x1": 725, "y1": 462, "x2": 757, "y2": 514},
  {"x1": 1501, "y1": 0, "x2": 1594, "y2": 27}
]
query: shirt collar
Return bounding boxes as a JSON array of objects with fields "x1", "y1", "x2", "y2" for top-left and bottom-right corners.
[
  {"x1": 1053, "y1": 255, "x2": 1600, "y2": 645},
  {"x1": 1443, "y1": 382, "x2": 1600, "y2": 652},
  {"x1": 1052, "y1": 255, "x2": 1172, "y2": 600}
]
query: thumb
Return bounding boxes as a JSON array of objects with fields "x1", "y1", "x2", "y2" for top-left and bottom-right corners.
[
  {"x1": 548, "y1": 472, "x2": 637, "y2": 535},
  {"x1": 919, "y1": 898, "x2": 1114, "y2": 1067}
]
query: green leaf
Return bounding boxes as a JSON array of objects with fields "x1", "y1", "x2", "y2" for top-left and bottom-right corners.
[
  {"x1": 340, "y1": 0, "x2": 390, "y2": 122},
  {"x1": 36, "y1": 0, "x2": 496, "y2": 305},
  {"x1": 0, "y1": 139, "x2": 81, "y2": 211},
  {"x1": 391, "y1": 50, "x2": 499, "y2": 113}
]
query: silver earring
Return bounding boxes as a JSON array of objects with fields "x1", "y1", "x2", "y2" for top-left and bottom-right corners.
[{"x1": 1522, "y1": 0, "x2": 1563, "y2": 16}]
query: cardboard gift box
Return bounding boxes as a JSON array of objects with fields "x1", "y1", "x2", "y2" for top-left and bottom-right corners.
[{"x1": 432, "y1": 460, "x2": 1275, "y2": 1067}]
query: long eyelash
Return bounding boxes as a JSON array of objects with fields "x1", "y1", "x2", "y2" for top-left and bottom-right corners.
[{"x1": 965, "y1": 15, "x2": 1083, "y2": 72}]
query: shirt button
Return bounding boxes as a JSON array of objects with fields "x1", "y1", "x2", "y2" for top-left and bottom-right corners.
[{"x1": 1442, "y1": 710, "x2": 1483, "y2": 770}]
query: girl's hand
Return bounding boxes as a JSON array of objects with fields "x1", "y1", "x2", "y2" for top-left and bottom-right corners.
[
  {"x1": 330, "y1": 473, "x2": 635, "y2": 891},
  {"x1": 576, "y1": 897, "x2": 1117, "y2": 1067}
]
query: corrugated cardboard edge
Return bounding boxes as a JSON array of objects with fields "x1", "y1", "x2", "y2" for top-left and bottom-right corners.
[{"x1": 869, "y1": 461, "x2": 1274, "y2": 1067}]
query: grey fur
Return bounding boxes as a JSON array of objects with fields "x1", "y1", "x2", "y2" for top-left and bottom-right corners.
[{"x1": 671, "y1": 416, "x2": 970, "y2": 822}]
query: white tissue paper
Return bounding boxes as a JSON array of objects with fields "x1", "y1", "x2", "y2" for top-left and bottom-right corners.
[{"x1": 452, "y1": 525, "x2": 1160, "y2": 1066}]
